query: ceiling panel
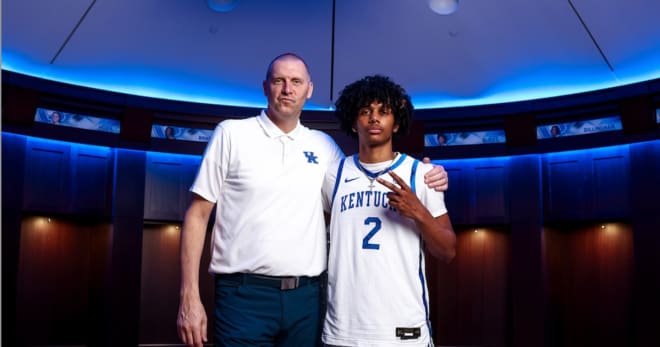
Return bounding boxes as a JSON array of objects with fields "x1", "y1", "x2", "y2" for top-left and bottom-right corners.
[
  {"x1": 333, "y1": 0, "x2": 617, "y2": 108},
  {"x1": 2, "y1": 0, "x2": 94, "y2": 63},
  {"x1": 2, "y1": 0, "x2": 660, "y2": 113},
  {"x1": 571, "y1": 0, "x2": 660, "y2": 80}
]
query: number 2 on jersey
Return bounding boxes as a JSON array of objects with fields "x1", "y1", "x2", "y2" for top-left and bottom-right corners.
[{"x1": 362, "y1": 217, "x2": 381, "y2": 250}]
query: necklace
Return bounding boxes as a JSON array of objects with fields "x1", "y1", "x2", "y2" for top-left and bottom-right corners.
[{"x1": 353, "y1": 152, "x2": 403, "y2": 191}]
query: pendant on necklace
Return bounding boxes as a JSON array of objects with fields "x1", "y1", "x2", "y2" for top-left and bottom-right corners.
[{"x1": 368, "y1": 178, "x2": 376, "y2": 191}]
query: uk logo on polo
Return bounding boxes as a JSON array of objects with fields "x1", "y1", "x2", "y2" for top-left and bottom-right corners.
[{"x1": 303, "y1": 151, "x2": 319, "y2": 164}]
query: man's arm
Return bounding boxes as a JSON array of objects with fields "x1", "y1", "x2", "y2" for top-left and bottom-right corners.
[
  {"x1": 177, "y1": 194, "x2": 215, "y2": 347},
  {"x1": 422, "y1": 157, "x2": 449, "y2": 192}
]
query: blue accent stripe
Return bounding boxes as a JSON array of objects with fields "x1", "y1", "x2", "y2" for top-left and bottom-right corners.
[
  {"x1": 390, "y1": 153, "x2": 408, "y2": 171},
  {"x1": 353, "y1": 153, "x2": 408, "y2": 178},
  {"x1": 330, "y1": 157, "x2": 346, "y2": 207},
  {"x1": 410, "y1": 158, "x2": 419, "y2": 194},
  {"x1": 418, "y1": 238, "x2": 432, "y2": 340},
  {"x1": 412, "y1": 158, "x2": 430, "y2": 338}
]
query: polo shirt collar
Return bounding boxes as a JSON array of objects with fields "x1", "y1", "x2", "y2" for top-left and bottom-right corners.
[{"x1": 257, "y1": 110, "x2": 302, "y2": 140}]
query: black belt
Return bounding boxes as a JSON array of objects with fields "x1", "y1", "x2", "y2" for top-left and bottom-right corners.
[{"x1": 217, "y1": 272, "x2": 320, "y2": 290}]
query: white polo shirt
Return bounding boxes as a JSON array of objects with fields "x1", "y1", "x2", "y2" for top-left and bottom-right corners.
[{"x1": 191, "y1": 111, "x2": 344, "y2": 277}]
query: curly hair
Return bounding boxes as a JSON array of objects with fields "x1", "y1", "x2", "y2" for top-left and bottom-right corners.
[{"x1": 335, "y1": 75, "x2": 414, "y2": 138}]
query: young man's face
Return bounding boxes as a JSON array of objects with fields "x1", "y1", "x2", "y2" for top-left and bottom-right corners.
[{"x1": 354, "y1": 100, "x2": 399, "y2": 146}]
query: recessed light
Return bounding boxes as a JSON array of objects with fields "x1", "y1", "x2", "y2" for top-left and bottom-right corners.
[
  {"x1": 207, "y1": 0, "x2": 239, "y2": 12},
  {"x1": 429, "y1": 0, "x2": 459, "y2": 15}
]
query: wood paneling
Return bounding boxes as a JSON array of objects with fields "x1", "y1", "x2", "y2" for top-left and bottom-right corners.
[
  {"x1": 22, "y1": 138, "x2": 113, "y2": 216},
  {"x1": 545, "y1": 147, "x2": 631, "y2": 222},
  {"x1": 143, "y1": 153, "x2": 201, "y2": 221},
  {"x1": 442, "y1": 159, "x2": 510, "y2": 225},
  {"x1": 474, "y1": 165, "x2": 508, "y2": 222},
  {"x1": 444, "y1": 167, "x2": 468, "y2": 224},
  {"x1": 629, "y1": 141, "x2": 660, "y2": 346},
  {"x1": 509, "y1": 155, "x2": 544, "y2": 347},
  {"x1": 1, "y1": 85, "x2": 39, "y2": 126},
  {"x1": 545, "y1": 158, "x2": 585, "y2": 221},
  {"x1": 427, "y1": 228, "x2": 510, "y2": 347},
  {"x1": 139, "y1": 224, "x2": 215, "y2": 345},
  {"x1": 16, "y1": 217, "x2": 111, "y2": 346},
  {"x1": 106, "y1": 149, "x2": 147, "y2": 347},
  {"x1": 71, "y1": 149, "x2": 113, "y2": 215},
  {"x1": 120, "y1": 107, "x2": 153, "y2": 143},
  {"x1": 543, "y1": 223, "x2": 634, "y2": 347},
  {"x1": 144, "y1": 160, "x2": 185, "y2": 219},
  {"x1": 1, "y1": 134, "x2": 27, "y2": 347},
  {"x1": 619, "y1": 95, "x2": 656, "y2": 135},
  {"x1": 591, "y1": 153, "x2": 630, "y2": 218},
  {"x1": 23, "y1": 140, "x2": 70, "y2": 212}
]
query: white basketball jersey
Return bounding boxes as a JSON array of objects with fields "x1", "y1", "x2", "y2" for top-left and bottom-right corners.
[{"x1": 322, "y1": 153, "x2": 447, "y2": 347}]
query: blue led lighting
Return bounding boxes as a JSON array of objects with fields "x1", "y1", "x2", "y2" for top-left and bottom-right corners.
[
  {"x1": 7, "y1": 132, "x2": 657, "y2": 167},
  {"x1": 3, "y1": 49, "x2": 660, "y2": 111},
  {"x1": 431, "y1": 141, "x2": 660, "y2": 167},
  {"x1": 2, "y1": 51, "x2": 334, "y2": 111},
  {"x1": 413, "y1": 69, "x2": 660, "y2": 109},
  {"x1": 2, "y1": 132, "x2": 202, "y2": 161},
  {"x1": 5, "y1": 132, "x2": 113, "y2": 154}
]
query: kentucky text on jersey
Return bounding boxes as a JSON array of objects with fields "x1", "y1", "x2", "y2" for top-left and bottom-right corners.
[{"x1": 339, "y1": 190, "x2": 396, "y2": 212}]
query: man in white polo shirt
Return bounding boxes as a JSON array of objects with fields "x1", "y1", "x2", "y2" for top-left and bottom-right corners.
[{"x1": 176, "y1": 53, "x2": 449, "y2": 347}]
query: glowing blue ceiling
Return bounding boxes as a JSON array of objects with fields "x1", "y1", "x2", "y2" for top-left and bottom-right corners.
[{"x1": 3, "y1": 0, "x2": 660, "y2": 111}]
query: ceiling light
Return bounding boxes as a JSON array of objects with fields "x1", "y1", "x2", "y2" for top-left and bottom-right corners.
[
  {"x1": 207, "y1": 0, "x2": 239, "y2": 12},
  {"x1": 429, "y1": 0, "x2": 459, "y2": 15}
]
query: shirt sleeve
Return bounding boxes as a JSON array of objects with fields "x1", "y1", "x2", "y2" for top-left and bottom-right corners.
[
  {"x1": 322, "y1": 159, "x2": 341, "y2": 213},
  {"x1": 190, "y1": 122, "x2": 229, "y2": 203}
]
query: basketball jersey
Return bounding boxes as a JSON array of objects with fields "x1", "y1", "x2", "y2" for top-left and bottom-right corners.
[{"x1": 321, "y1": 153, "x2": 447, "y2": 347}]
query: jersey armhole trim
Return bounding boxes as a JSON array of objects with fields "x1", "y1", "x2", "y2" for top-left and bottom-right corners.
[{"x1": 330, "y1": 157, "x2": 346, "y2": 208}]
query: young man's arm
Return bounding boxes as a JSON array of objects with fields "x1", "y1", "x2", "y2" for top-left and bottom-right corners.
[{"x1": 377, "y1": 171, "x2": 456, "y2": 262}]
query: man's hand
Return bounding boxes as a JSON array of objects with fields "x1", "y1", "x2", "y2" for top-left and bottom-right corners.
[
  {"x1": 423, "y1": 157, "x2": 448, "y2": 192},
  {"x1": 177, "y1": 295, "x2": 208, "y2": 347}
]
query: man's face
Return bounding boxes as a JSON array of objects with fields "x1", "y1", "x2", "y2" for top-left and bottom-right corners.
[{"x1": 263, "y1": 57, "x2": 313, "y2": 120}]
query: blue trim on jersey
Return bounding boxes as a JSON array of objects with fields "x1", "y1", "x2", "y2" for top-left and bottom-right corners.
[
  {"x1": 410, "y1": 159, "x2": 419, "y2": 194},
  {"x1": 418, "y1": 240, "x2": 432, "y2": 340},
  {"x1": 330, "y1": 158, "x2": 346, "y2": 207},
  {"x1": 391, "y1": 153, "x2": 407, "y2": 170},
  {"x1": 411, "y1": 158, "x2": 432, "y2": 340},
  {"x1": 352, "y1": 153, "x2": 408, "y2": 179}
]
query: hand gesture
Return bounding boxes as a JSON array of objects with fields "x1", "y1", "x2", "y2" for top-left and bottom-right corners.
[{"x1": 377, "y1": 171, "x2": 428, "y2": 220}]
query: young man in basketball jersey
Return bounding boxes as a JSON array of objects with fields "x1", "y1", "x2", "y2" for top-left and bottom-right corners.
[{"x1": 321, "y1": 75, "x2": 456, "y2": 347}]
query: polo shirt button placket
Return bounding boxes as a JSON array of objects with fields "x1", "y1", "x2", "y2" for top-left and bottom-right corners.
[
  {"x1": 279, "y1": 135, "x2": 293, "y2": 164},
  {"x1": 279, "y1": 136, "x2": 286, "y2": 163}
]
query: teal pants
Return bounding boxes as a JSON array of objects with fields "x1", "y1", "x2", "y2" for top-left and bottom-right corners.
[{"x1": 214, "y1": 273, "x2": 323, "y2": 347}]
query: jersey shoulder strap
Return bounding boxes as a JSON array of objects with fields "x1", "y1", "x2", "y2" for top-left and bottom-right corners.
[
  {"x1": 330, "y1": 157, "x2": 347, "y2": 207},
  {"x1": 409, "y1": 157, "x2": 420, "y2": 194}
]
